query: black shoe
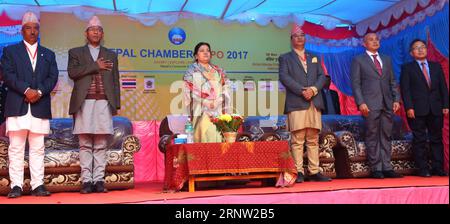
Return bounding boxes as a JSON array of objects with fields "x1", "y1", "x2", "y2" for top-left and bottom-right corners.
[
  {"x1": 7, "y1": 186, "x2": 22, "y2": 198},
  {"x1": 371, "y1": 171, "x2": 384, "y2": 179},
  {"x1": 431, "y1": 169, "x2": 448, "y2": 176},
  {"x1": 308, "y1": 173, "x2": 332, "y2": 182},
  {"x1": 94, "y1": 181, "x2": 108, "y2": 193},
  {"x1": 295, "y1": 172, "x2": 305, "y2": 183},
  {"x1": 31, "y1": 185, "x2": 51, "y2": 197},
  {"x1": 383, "y1": 170, "x2": 403, "y2": 178},
  {"x1": 417, "y1": 169, "x2": 431, "y2": 177},
  {"x1": 80, "y1": 182, "x2": 93, "y2": 194}
]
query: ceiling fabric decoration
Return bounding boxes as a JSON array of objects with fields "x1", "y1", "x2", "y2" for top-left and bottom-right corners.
[
  {"x1": 355, "y1": 0, "x2": 446, "y2": 35},
  {"x1": 0, "y1": 11, "x2": 21, "y2": 42},
  {"x1": 377, "y1": 0, "x2": 447, "y2": 38},
  {"x1": 0, "y1": 11, "x2": 20, "y2": 26},
  {"x1": 0, "y1": 0, "x2": 447, "y2": 44}
]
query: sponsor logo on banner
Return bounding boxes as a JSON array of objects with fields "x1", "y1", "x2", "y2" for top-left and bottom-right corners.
[
  {"x1": 229, "y1": 80, "x2": 237, "y2": 92},
  {"x1": 258, "y1": 81, "x2": 274, "y2": 91},
  {"x1": 144, "y1": 78, "x2": 155, "y2": 90},
  {"x1": 168, "y1": 27, "x2": 186, "y2": 45},
  {"x1": 244, "y1": 81, "x2": 255, "y2": 91},
  {"x1": 121, "y1": 78, "x2": 136, "y2": 89}
]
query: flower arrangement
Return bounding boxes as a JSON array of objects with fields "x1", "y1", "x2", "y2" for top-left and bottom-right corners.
[{"x1": 210, "y1": 114, "x2": 244, "y2": 133}]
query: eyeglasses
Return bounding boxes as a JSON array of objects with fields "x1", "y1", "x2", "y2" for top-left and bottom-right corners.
[{"x1": 412, "y1": 46, "x2": 426, "y2": 51}]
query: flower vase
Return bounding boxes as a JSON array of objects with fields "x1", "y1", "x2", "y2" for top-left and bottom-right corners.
[{"x1": 223, "y1": 132, "x2": 237, "y2": 143}]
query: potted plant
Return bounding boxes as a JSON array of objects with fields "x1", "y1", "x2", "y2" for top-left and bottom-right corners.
[{"x1": 210, "y1": 114, "x2": 244, "y2": 143}]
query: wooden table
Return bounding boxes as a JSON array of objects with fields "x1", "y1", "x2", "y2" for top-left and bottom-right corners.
[{"x1": 164, "y1": 141, "x2": 297, "y2": 192}]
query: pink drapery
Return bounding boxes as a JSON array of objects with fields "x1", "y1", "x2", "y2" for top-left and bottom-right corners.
[
  {"x1": 321, "y1": 56, "x2": 361, "y2": 116},
  {"x1": 334, "y1": 90, "x2": 360, "y2": 116},
  {"x1": 132, "y1": 121, "x2": 165, "y2": 182}
]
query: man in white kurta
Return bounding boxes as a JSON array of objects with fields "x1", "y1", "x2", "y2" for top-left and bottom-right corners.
[{"x1": 1, "y1": 11, "x2": 58, "y2": 198}]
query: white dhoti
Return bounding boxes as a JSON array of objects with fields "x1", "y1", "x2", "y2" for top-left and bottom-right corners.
[
  {"x1": 73, "y1": 100, "x2": 113, "y2": 135},
  {"x1": 6, "y1": 104, "x2": 49, "y2": 190},
  {"x1": 73, "y1": 99, "x2": 113, "y2": 183}
]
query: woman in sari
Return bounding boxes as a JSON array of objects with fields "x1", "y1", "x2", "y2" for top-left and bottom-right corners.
[{"x1": 183, "y1": 42, "x2": 231, "y2": 143}]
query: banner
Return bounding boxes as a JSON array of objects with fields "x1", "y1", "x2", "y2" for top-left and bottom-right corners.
[{"x1": 41, "y1": 12, "x2": 290, "y2": 120}]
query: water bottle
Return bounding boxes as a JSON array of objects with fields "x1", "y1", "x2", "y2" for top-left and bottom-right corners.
[{"x1": 185, "y1": 117, "x2": 194, "y2": 143}]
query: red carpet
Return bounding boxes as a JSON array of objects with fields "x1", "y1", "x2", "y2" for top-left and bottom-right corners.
[{"x1": 0, "y1": 176, "x2": 448, "y2": 204}]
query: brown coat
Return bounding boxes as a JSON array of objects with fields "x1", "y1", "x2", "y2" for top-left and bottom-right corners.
[{"x1": 67, "y1": 45, "x2": 120, "y2": 115}]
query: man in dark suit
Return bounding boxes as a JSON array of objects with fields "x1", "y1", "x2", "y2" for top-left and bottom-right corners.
[
  {"x1": 351, "y1": 33, "x2": 403, "y2": 179},
  {"x1": 321, "y1": 76, "x2": 340, "y2": 115},
  {"x1": 1, "y1": 12, "x2": 58, "y2": 198},
  {"x1": 0, "y1": 63, "x2": 7, "y2": 125},
  {"x1": 279, "y1": 24, "x2": 331, "y2": 183},
  {"x1": 0, "y1": 63, "x2": 7, "y2": 139},
  {"x1": 400, "y1": 39, "x2": 449, "y2": 177},
  {"x1": 67, "y1": 16, "x2": 120, "y2": 194}
]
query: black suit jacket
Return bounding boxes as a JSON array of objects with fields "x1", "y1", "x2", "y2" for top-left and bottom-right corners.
[
  {"x1": 1, "y1": 42, "x2": 58, "y2": 119},
  {"x1": 400, "y1": 60, "x2": 449, "y2": 116},
  {"x1": 321, "y1": 88, "x2": 341, "y2": 115},
  {"x1": 0, "y1": 82, "x2": 7, "y2": 123}
]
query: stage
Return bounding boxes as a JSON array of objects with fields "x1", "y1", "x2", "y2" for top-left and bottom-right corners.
[{"x1": 0, "y1": 176, "x2": 448, "y2": 204}]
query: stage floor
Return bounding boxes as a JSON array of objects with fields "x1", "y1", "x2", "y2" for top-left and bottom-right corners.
[{"x1": 0, "y1": 176, "x2": 448, "y2": 204}]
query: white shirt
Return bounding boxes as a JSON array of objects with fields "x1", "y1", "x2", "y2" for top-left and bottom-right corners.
[
  {"x1": 23, "y1": 40, "x2": 38, "y2": 71},
  {"x1": 88, "y1": 44, "x2": 100, "y2": 61},
  {"x1": 366, "y1": 50, "x2": 383, "y2": 68}
]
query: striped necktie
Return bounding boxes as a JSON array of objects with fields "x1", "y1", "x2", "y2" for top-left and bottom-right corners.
[{"x1": 421, "y1": 62, "x2": 431, "y2": 88}]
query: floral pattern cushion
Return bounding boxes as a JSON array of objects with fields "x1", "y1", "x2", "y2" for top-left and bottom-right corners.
[
  {"x1": 0, "y1": 149, "x2": 124, "y2": 169},
  {"x1": 356, "y1": 140, "x2": 412, "y2": 158}
]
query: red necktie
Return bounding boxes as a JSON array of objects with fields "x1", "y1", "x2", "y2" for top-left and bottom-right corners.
[
  {"x1": 371, "y1": 54, "x2": 382, "y2": 76},
  {"x1": 421, "y1": 62, "x2": 431, "y2": 88}
]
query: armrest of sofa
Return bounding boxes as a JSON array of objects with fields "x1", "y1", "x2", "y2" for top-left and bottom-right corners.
[
  {"x1": 0, "y1": 136, "x2": 8, "y2": 169},
  {"x1": 122, "y1": 135, "x2": 141, "y2": 165},
  {"x1": 159, "y1": 135, "x2": 171, "y2": 154},
  {"x1": 319, "y1": 131, "x2": 337, "y2": 160},
  {"x1": 332, "y1": 130, "x2": 358, "y2": 178},
  {"x1": 334, "y1": 131, "x2": 358, "y2": 158},
  {"x1": 159, "y1": 134, "x2": 180, "y2": 154}
]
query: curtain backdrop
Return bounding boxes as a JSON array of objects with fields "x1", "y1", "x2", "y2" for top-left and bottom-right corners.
[
  {"x1": 307, "y1": 5, "x2": 449, "y2": 172},
  {"x1": 1, "y1": 4, "x2": 448, "y2": 179}
]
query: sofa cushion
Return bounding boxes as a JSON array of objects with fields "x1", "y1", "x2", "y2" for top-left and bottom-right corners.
[
  {"x1": 322, "y1": 115, "x2": 409, "y2": 141},
  {"x1": 46, "y1": 116, "x2": 133, "y2": 151},
  {"x1": 40, "y1": 149, "x2": 124, "y2": 168},
  {"x1": 0, "y1": 116, "x2": 141, "y2": 195}
]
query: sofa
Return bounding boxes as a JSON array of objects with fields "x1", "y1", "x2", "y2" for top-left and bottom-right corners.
[
  {"x1": 328, "y1": 115, "x2": 415, "y2": 178},
  {"x1": 158, "y1": 115, "x2": 338, "y2": 178},
  {"x1": 0, "y1": 116, "x2": 141, "y2": 195},
  {"x1": 158, "y1": 115, "x2": 417, "y2": 179},
  {"x1": 241, "y1": 115, "x2": 338, "y2": 178}
]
